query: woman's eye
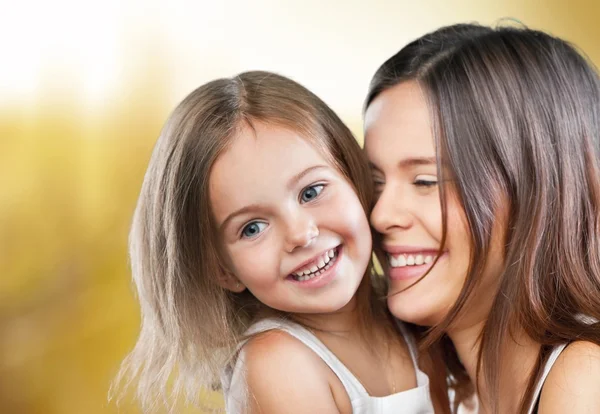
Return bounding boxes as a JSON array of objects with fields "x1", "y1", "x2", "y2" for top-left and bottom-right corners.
[
  {"x1": 414, "y1": 175, "x2": 438, "y2": 188},
  {"x1": 300, "y1": 184, "x2": 324, "y2": 203},
  {"x1": 373, "y1": 178, "x2": 385, "y2": 189},
  {"x1": 241, "y1": 222, "x2": 267, "y2": 239}
]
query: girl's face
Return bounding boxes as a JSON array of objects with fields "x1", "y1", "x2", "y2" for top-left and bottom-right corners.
[
  {"x1": 364, "y1": 81, "x2": 502, "y2": 327},
  {"x1": 210, "y1": 122, "x2": 372, "y2": 315}
]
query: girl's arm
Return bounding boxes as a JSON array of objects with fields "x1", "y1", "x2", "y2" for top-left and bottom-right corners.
[
  {"x1": 243, "y1": 330, "x2": 342, "y2": 414},
  {"x1": 538, "y1": 341, "x2": 600, "y2": 413}
]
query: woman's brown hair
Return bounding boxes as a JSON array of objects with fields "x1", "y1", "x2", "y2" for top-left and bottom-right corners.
[{"x1": 366, "y1": 23, "x2": 600, "y2": 413}]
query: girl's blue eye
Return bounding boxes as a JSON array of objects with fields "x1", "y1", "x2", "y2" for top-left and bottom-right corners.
[
  {"x1": 300, "y1": 184, "x2": 324, "y2": 203},
  {"x1": 241, "y1": 222, "x2": 267, "y2": 239}
]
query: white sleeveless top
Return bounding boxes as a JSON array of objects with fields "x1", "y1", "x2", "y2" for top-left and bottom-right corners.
[
  {"x1": 221, "y1": 318, "x2": 434, "y2": 413},
  {"x1": 526, "y1": 343, "x2": 569, "y2": 414},
  {"x1": 526, "y1": 314, "x2": 598, "y2": 413},
  {"x1": 455, "y1": 344, "x2": 570, "y2": 414}
]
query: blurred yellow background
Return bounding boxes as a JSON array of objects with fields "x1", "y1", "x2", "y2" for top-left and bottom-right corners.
[{"x1": 2, "y1": 1, "x2": 599, "y2": 413}]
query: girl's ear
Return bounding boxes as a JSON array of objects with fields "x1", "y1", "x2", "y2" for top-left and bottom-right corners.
[{"x1": 216, "y1": 265, "x2": 246, "y2": 293}]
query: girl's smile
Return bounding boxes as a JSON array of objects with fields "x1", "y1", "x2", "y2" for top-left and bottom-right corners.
[{"x1": 210, "y1": 121, "x2": 372, "y2": 314}]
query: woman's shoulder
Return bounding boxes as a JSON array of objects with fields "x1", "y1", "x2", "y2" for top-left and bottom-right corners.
[{"x1": 538, "y1": 340, "x2": 600, "y2": 413}]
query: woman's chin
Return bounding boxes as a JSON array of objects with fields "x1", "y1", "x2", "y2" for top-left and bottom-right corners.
[{"x1": 387, "y1": 295, "x2": 446, "y2": 327}]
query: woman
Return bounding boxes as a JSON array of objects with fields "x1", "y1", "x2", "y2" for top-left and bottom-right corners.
[{"x1": 363, "y1": 23, "x2": 600, "y2": 413}]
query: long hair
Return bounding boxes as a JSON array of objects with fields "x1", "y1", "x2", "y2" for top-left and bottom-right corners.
[
  {"x1": 366, "y1": 24, "x2": 600, "y2": 413},
  {"x1": 114, "y1": 71, "x2": 378, "y2": 412}
]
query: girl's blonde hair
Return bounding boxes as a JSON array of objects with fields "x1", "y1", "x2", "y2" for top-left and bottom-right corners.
[{"x1": 114, "y1": 71, "x2": 377, "y2": 411}]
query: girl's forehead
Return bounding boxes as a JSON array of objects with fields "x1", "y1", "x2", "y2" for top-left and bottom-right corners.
[
  {"x1": 208, "y1": 123, "x2": 339, "y2": 221},
  {"x1": 220, "y1": 122, "x2": 337, "y2": 172}
]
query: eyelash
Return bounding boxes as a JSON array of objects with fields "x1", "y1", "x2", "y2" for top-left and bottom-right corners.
[
  {"x1": 240, "y1": 221, "x2": 267, "y2": 239},
  {"x1": 239, "y1": 183, "x2": 326, "y2": 240},
  {"x1": 299, "y1": 183, "x2": 326, "y2": 204},
  {"x1": 371, "y1": 178, "x2": 438, "y2": 193},
  {"x1": 414, "y1": 178, "x2": 438, "y2": 188}
]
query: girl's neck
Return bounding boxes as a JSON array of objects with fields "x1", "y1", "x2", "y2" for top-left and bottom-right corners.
[
  {"x1": 448, "y1": 320, "x2": 541, "y2": 413},
  {"x1": 292, "y1": 295, "x2": 364, "y2": 335}
]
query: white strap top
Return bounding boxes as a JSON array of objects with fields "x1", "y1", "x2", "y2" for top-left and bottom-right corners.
[
  {"x1": 526, "y1": 343, "x2": 569, "y2": 414},
  {"x1": 221, "y1": 318, "x2": 434, "y2": 413},
  {"x1": 455, "y1": 344, "x2": 570, "y2": 414},
  {"x1": 527, "y1": 315, "x2": 597, "y2": 412}
]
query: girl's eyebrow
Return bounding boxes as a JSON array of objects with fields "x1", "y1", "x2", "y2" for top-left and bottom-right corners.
[
  {"x1": 287, "y1": 165, "x2": 328, "y2": 191},
  {"x1": 220, "y1": 203, "x2": 265, "y2": 232},
  {"x1": 219, "y1": 164, "x2": 329, "y2": 232}
]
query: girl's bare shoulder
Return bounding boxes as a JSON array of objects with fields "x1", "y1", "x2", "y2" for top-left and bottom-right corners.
[{"x1": 241, "y1": 330, "x2": 340, "y2": 413}]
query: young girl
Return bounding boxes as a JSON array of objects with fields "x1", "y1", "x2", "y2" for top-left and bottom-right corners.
[
  {"x1": 363, "y1": 23, "x2": 600, "y2": 413},
  {"x1": 116, "y1": 71, "x2": 438, "y2": 413}
]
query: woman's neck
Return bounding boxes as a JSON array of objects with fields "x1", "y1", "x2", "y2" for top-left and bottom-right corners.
[{"x1": 448, "y1": 320, "x2": 541, "y2": 413}]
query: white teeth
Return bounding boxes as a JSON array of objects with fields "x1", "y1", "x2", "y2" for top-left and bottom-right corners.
[
  {"x1": 291, "y1": 247, "x2": 338, "y2": 281},
  {"x1": 388, "y1": 253, "x2": 437, "y2": 268}
]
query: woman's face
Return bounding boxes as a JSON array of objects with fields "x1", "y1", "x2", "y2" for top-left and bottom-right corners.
[{"x1": 364, "y1": 81, "x2": 502, "y2": 328}]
